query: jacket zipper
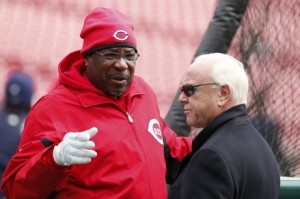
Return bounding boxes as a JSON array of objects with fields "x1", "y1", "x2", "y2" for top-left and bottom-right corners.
[{"x1": 126, "y1": 111, "x2": 133, "y2": 122}]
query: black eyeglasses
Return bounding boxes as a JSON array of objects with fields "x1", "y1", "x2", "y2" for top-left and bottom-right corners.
[
  {"x1": 181, "y1": 83, "x2": 221, "y2": 97},
  {"x1": 94, "y1": 51, "x2": 140, "y2": 62}
]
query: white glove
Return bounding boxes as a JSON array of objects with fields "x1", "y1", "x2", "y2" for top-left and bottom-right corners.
[{"x1": 53, "y1": 127, "x2": 98, "y2": 166}]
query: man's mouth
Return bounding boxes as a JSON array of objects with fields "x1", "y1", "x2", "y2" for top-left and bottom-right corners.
[
  {"x1": 183, "y1": 109, "x2": 191, "y2": 114},
  {"x1": 110, "y1": 75, "x2": 127, "y2": 85}
]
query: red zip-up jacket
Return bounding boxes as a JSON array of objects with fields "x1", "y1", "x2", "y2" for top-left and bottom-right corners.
[{"x1": 1, "y1": 51, "x2": 192, "y2": 199}]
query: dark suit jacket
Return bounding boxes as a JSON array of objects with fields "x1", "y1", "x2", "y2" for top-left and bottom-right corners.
[{"x1": 168, "y1": 104, "x2": 280, "y2": 199}]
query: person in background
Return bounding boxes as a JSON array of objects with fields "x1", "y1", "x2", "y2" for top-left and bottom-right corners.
[
  {"x1": 168, "y1": 53, "x2": 280, "y2": 199},
  {"x1": 1, "y1": 7, "x2": 192, "y2": 199},
  {"x1": 0, "y1": 71, "x2": 34, "y2": 199}
]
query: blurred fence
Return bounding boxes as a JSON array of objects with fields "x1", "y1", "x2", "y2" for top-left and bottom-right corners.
[{"x1": 228, "y1": 0, "x2": 300, "y2": 176}]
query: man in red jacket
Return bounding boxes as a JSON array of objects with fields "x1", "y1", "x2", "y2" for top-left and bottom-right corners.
[{"x1": 1, "y1": 7, "x2": 192, "y2": 199}]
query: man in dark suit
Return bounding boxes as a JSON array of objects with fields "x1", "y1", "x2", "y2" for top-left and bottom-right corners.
[{"x1": 168, "y1": 53, "x2": 280, "y2": 199}]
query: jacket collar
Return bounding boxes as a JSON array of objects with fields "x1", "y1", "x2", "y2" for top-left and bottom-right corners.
[
  {"x1": 177, "y1": 104, "x2": 248, "y2": 175},
  {"x1": 74, "y1": 76, "x2": 146, "y2": 108}
]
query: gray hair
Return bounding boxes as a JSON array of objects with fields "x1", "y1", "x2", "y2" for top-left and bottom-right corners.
[{"x1": 194, "y1": 53, "x2": 249, "y2": 105}]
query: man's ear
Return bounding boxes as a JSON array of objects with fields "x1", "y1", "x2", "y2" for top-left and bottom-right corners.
[
  {"x1": 84, "y1": 59, "x2": 88, "y2": 67},
  {"x1": 218, "y1": 84, "x2": 231, "y2": 106}
]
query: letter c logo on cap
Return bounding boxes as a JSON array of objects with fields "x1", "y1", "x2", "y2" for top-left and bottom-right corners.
[{"x1": 113, "y1": 30, "x2": 129, "y2": 41}]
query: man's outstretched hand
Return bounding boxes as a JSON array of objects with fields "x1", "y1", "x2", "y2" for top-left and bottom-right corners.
[{"x1": 53, "y1": 127, "x2": 98, "y2": 166}]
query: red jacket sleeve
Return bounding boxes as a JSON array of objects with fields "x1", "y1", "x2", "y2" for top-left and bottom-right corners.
[
  {"x1": 162, "y1": 119, "x2": 193, "y2": 184},
  {"x1": 162, "y1": 119, "x2": 193, "y2": 161}
]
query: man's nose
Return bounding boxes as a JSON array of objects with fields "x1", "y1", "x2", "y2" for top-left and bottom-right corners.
[
  {"x1": 178, "y1": 91, "x2": 188, "y2": 103},
  {"x1": 113, "y1": 57, "x2": 128, "y2": 70}
]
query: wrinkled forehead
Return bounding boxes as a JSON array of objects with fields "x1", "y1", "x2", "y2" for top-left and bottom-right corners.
[
  {"x1": 183, "y1": 60, "x2": 213, "y2": 82},
  {"x1": 181, "y1": 67, "x2": 201, "y2": 85}
]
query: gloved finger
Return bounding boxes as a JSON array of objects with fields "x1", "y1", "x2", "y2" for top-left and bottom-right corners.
[
  {"x1": 68, "y1": 140, "x2": 95, "y2": 149},
  {"x1": 63, "y1": 132, "x2": 90, "y2": 143},
  {"x1": 67, "y1": 148, "x2": 97, "y2": 158},
  {"x1": 73, "y1": 127, "x2": 98, "y2": 141},
  {"x1": 82, "y1": 127, "x2": 98, "y2": 139},
  {"x1": 88, "y1": 127, "x2": 98, "y2": 137},
  {"x1": 69, "y1": 156, "x2": 94, "y2": 165},
  {"x1": 64, "y1": 132, "x2": 82, "y2": 141}
]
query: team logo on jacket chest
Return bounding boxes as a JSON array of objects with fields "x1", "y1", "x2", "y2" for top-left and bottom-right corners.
[{"x1": 147, "y1": 119, "x2": 163, "y2": 145}]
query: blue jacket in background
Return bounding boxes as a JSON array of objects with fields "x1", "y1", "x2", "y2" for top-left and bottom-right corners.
[{"x1": 0, "y1": 71, "x2": 34, "y2": 198}]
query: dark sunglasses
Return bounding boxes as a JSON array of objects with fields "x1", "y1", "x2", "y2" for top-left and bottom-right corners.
[{"x1": 181, "y1": 83, "x2": 221, "y2": 97}]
